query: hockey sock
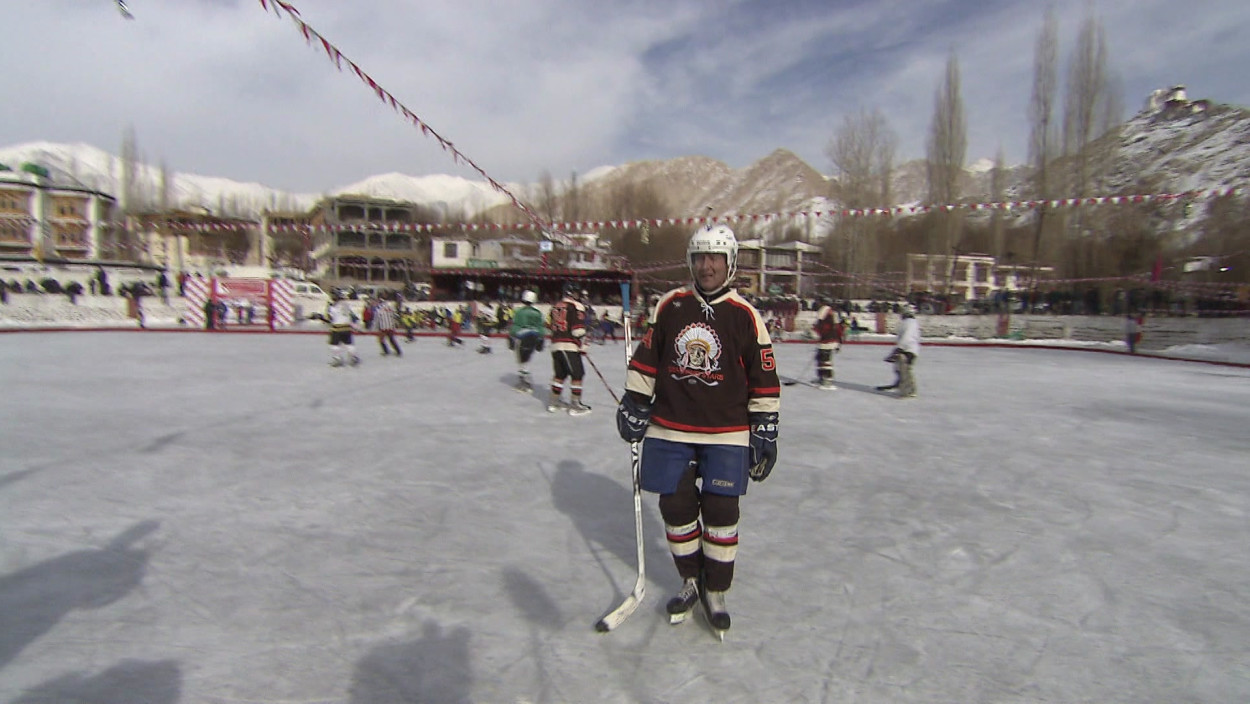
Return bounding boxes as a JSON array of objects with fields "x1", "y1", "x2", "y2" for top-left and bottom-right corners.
[
  {"x1": 701, "y1": 524, "x2": 739, "y2": 591},
  {"x1": 700, "y1": 492, "x2": 740, "y2": 591},
  {"x1": 664, "y1": 519, "x2": 703, "y2": 579}
]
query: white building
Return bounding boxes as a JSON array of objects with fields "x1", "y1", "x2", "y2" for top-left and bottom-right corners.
[{"x1": 905, "y1": 253, "x2": 1053, "y2": 300}]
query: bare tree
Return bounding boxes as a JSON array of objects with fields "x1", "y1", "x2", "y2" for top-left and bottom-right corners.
[
  {"x1": 824, "y1": 107, "x2": 897, "y2": 296},
  {"x1": 926, "y1": 50, "x2": 967, "y2": 294},
  {"x1": 990, "y1": 146, "x2": 1007, "y2": 261},
  {"x1": 564, "y1": 171, "x2": 581, "y2": 228},
  {"x1": 1028, "y1": 5, "x2": 1059, "y2": 277},
  {"x1": 119, "y1": 126, "x2": 138, "y2": 215},
  {"x1": 1061, "y1": 8, "x2": 1120, "y2": 277},
  {"x1": 534, "y1": 170, "x2": 559, "y2": 229}
]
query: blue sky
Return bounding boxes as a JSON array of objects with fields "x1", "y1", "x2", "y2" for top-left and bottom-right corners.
[{"x1": 2, "y1": 0, "x2": 1247, "y2": 194}]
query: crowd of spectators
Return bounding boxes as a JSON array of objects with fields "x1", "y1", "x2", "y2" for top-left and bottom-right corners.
[{"x1": 3, "y1": 266, "x2": 1244, "y2": 320}]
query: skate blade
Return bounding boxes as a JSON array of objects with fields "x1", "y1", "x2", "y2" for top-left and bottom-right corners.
[
  {"x1": 568, "y1": 408, "x2": 592, "y2": 416},
  {"x1": 669, "y1": 610, "x2": 692, "y2": 625}
]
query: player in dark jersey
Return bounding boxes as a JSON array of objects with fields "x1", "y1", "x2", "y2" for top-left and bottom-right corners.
[
  {"x1": 547, "y1": 283, "x2": 591, "y2": 415},
  {"x1": 812, "y1": 299, "x2": 844, "y2": 388},
  {"x1": 614, "y1": 223, "x2": 781, "y2": 632}
]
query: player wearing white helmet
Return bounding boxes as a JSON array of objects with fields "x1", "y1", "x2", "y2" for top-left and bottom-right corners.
[
  {"x1": 879, "y1": 304, "x2": 921, "y2": 396},
  {"x1": 509, "y1": 290, "x2": 547, "y2": 393},
  {"x1": 324, "y1": 291, "x2": 360, "y2": 367},
  {"x1": 614, "y1": 222, "x2": 780, "y2": 636}
]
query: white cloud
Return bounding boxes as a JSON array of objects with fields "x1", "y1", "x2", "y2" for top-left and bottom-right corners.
[{"x1": 1, "y1": 0, "x2": 1246, "y2": 197}]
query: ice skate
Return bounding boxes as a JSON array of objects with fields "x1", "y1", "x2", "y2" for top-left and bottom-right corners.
[
  {"x1": 329, "y1": 357, "x2": 344, "y2": 367},
  {"x1": 349, "y1": 355, "x2": 361, "y2": 367},
  {"x1": 666, "y1": 577, "x2": 700, "y2": 624},
  {"x1": 818, "y1": 378, "x2": 836, "y2": 390},
  {"x1": 546, "y1": 395, "x2": 564, "y2": 413},
  {"x1": 567, "y1": 399, "x2": 592, "y2": 416},
  {"x1": 701, "y1": 588, "x2": 731, "y2": 639}
]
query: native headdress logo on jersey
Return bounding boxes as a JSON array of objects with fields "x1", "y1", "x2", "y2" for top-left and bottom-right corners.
[{"x1": 671, "y1": 322, "x2": 724, "y2": 386}]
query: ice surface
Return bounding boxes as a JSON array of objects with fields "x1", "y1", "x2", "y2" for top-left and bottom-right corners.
[{"x1": 1, "y1": 332, "x2": 1248, "y2": 703}]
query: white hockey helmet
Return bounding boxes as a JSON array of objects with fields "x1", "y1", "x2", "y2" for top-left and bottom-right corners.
[
  {"x1": 521, "y1": 290, "x2": 538, "y2": 304},
  {"x1": 687, "y1": 223, "x2": 738, "y2": 290}
]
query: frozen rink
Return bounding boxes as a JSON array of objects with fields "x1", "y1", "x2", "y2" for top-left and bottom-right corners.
[{"x1": 1, "y1": 331, "x2": 1248, "y2": 703}]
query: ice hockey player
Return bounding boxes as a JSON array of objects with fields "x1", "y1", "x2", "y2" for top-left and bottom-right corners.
[
  {"x1": 878, "y1": 304, "x2": 920, "y2": 396},
  {"x1": 811, "y1": 299, "x2": 844, "y2": 389},
  {"x1": 547, "y1": 283, "x2": 592, "y2": 415},
  {"x1": 325, "y1": 291, "x2": 360, "y2": 367},
  {"x1": 509, "y1": 290, "x2": 546, "y2": 392},
  {"x1": 614, "y1": 223, "x2": 781, "y2": 636},
  {"x1": 373, "y1": 292, "x2": 402, "y2": 357}
]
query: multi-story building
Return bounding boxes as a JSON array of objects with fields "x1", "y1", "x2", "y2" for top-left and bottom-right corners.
[
  {"x1": 0, "y1": 164, "x2": 122, "y2": 261},
  {"x1": 261, "y1": 210, "x2": 315, "y2": 272},
  {"x1": 735, "y1": 239, "x2": 823, "y2": 296},
  {"x1": 136, "y1": 208, "x2": 260, "y2": 273},
  {"x1": 905, "y1": 253, "x2": 1053, "y2": 301},
  {"x1": 428, "y1": 232, "x2": 630, "y2": 301},
  {"x1": 308, "y1": 195, "x2": 430, "y2": 291}
]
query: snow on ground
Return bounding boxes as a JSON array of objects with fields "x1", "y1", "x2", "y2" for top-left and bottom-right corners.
[{"x1": 1, "y1": 333, "x2": 1249, "y2": 703}]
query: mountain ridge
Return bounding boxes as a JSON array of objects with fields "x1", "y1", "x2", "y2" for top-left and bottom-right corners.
[{"x1": 2, "y1": 97, "x2": 1246, "y2": 231}]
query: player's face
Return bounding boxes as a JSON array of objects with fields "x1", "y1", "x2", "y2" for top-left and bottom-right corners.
[{"x1": 692, "y1": 253, "x2": 728, "y2": 291}]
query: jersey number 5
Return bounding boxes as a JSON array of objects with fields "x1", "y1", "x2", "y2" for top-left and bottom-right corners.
[{"x1": 760, "y1": 348, "x2": 775, "y2": 371}]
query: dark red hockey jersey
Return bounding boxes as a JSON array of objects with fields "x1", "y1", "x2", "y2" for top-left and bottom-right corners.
[{"x1": 626, "y1": 286, "x2": 780, "y2": 446}]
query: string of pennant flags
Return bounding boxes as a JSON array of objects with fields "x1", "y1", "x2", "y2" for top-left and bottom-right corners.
[
  {"x1": 255, "y1": 0, "x2": 556, "y2": 240},
  {"x1": 4, "y1": 184, "x2": 1245, "y2": 239},
  {"x1": 25, "y1": 183, "x2": 1229, "y2": 237},
  {"x1": 15, "y1": 0, "x2": 1246, "y2": 289},
  {"x1": 247, "y1": 1, "x2": 1244, "y2": 245}
]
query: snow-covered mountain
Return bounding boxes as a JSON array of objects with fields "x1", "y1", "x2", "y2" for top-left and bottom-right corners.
[
  {"x1": 330, "y1": 172, "x2": 513, "y2": 218},
  {"x1": 0, "y1": 141, "x2": 513, "y2": 218},
  {"x1": 3, "y1": 92, "x2": 1245, "y2": 230}
]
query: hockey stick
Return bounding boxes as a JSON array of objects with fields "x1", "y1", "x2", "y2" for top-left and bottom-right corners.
[
  {"x1": 583, "y1": 351, "x2": 620, "y2": 405},
  {"x1": 781, "y1": 355, "x2": 816, "y2": 386},
  {"x1": 595, "y1": 285, "x2": 645, "y2": 632}
]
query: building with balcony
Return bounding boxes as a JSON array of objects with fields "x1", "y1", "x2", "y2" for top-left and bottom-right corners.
[
  {"x1": 308, "y1": 195, "x2": 430, "y2": 291},
  {"x1": 134, "y1": 208, "x2": 261, "y2": 273},
  {"x1": 735, "y1": 239, "x2": 823, "y2": 296},
  {"x1": 0, "y1": 164, "x2": 122, "y2": 262},
  {"x1": 905, "y1": 253, "x2": 1054, "y2": 301},
  {"x1": 428, "y1": 233, "x2": 630, "y2": 302}
]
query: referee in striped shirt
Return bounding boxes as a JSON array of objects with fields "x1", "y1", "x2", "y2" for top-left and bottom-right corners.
[{"x1": 372, "y1": 293, "x2": 402, "y2": 356}]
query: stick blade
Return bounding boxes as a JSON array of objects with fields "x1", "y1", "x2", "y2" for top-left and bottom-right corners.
[{"x1": 595, "y1": 592, "x2": 643, "y2": 632}]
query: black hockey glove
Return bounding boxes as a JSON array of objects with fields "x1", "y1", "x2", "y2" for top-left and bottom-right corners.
[
  {"x1": 615, "y1": 392, "x2": 651, "y2": 443},
  {"x1": 748, "y1": 411, "x2": 779, "y2": 482}
]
